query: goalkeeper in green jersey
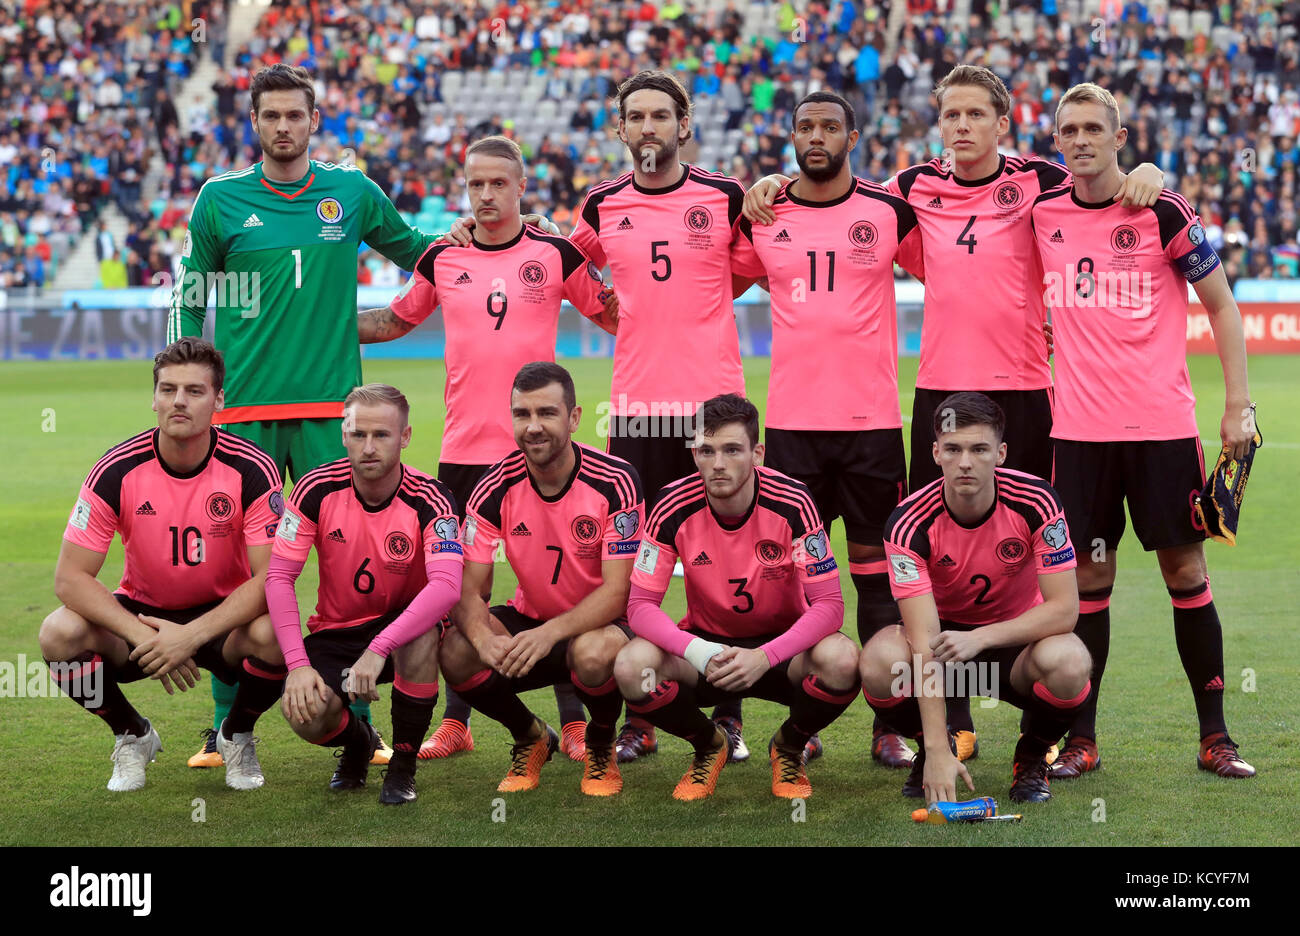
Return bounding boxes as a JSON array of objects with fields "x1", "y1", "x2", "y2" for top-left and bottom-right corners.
[{"x1": 167, "y1": 64, "x2": 559, "y2": 767}]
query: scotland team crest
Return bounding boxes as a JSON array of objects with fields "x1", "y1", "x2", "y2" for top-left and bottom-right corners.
[{"x1": 316, "y1": 197, "x2": 344, "y2": 223}]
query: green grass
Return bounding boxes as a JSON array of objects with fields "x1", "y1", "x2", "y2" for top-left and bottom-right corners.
[{"x1": 1, "y1": 355, "x2": 1296, "y2": 846}]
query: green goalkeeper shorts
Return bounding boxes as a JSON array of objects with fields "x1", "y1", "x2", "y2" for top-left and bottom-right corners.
[{"x1": 224, "y1": 418, "x2": 345, "y2": 484}]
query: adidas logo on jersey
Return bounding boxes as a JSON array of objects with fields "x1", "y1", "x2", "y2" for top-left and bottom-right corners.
[
  {"x1": 454, "y1": 271, "x2": 472, "y2": 284},
  {"x1": 691, "y1": 551, "x2": 712, "y2": 566},
  {"x1": 511, "y1": 523, "x2": 531, "y2": 536},
  {"x1": 328, "y1": 528, "x2": 346, "y2": 543},
  {"x1": 617, "y1": 216, "x2": 633, "y2": 230},
  {"x1": 135, "y1": 501, "x2": 156, "y2": 516},
  {"x1": 243, "y1": 213, "x2": 264, "y2": 228},
  {"x1": 773, "y1": 229, "x2": 791, "y2": 243},
  {"x1": 937, "y1": 553, "x2": 956, "y2": 567},
  {"x1": 927, "y1": 196, "x2": 943, "y2": 208},
  {"x1": 1050, "y1": 228, "x2": 1064, "y2": 243}
]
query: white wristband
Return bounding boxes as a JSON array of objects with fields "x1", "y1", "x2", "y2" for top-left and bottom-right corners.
[{"x1": 684, "y1": 637, "x2": 726, "y2": 674}]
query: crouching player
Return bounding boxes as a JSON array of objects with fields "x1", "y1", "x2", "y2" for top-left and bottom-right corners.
[
  {"x1": 266, "y1": 384, "x2": 463, "y2": 804},
  {"x1": 861, "y1": 393, "x2": 1090, "y2": 803},
  {"x1": 39, "y1": 338, "x2": 287, "y2": 792},
  {"x1": 440, "y1": 362, "x2": 643, "y2": 795},
  {"x1": 614, "y1": 394, "x2": 859, "y2": 801}
]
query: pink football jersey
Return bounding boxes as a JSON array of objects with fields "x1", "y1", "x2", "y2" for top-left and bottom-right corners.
[
  {"x1": 731, "y1": 178, "x2": 923, "y2": 430},
  {"x1": 630, "y1": 466, "x2": 839, "y2": 638},
  {"x1": 271, "y1": 460, "x2": 463, "y2": 632},
  {"x1": 570, "y1": 165, "x2": 746, "y2": 415},
  {"x1": 889, "y1": 154, "x2": 1068, "y2": 391},
  {"x1": 391, "y1": 225, "x2": 608, "y2": 464},
  {"x1": 883, "y1": 468, "x2": 1076, "y2": 626},
  {"x1": 64, "y1": 428, "x2": 283, "y2": 609},
  {"x1": 463, "y1": 442, "x2": 643, "y2": 621},
  {"x1": 1032, "y1": 186, "x2": 1218, "y2": 441}
]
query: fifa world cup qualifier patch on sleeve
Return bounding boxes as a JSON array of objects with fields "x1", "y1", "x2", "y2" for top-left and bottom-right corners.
[
  {"x1": 69, "y1": 497, "x2": 92, "y2": 531},
  {"x1": 1196, "y1": 410, "x2": 1263, "y2": 546},
  {"x1": 635, "y1": 541, "x2": 660, "y2": 574},
  {"x1": 434, "y1": 517, "x2": 459, "y2": 541},
  {"x1": 890, "y1": 553, "x2": 920, "y2": 584},
  {"x1": 277, "y1": 509, "x2": 301, "y2": 542}
]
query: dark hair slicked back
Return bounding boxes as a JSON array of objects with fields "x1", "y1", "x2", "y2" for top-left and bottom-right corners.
[
  {"x1": 616, "y1": 70, "x2": 693, "y2": 142},
  {"x1": 251, "y1": 63, "x2": 316, "y2": 116},
  {"x1": 793, "y1": 91, "x2": 856, "y2": 133},
  {"x1": 932, "y1": 391, "x2": 1006, "y2": 441},
  {"x1": 699, "y1": 393, "x2": 760, "y2": 448},
  {"x1": 513, "y1": 361, "x2": 576, "y2": 411},
  {"x1": 153, "y1": 337, "x2": 225, "y2": 393}
]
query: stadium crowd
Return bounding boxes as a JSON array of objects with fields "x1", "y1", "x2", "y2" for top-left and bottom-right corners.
[{"x1": 4, "y1": 0, "x2": 1300, "y2": 290}]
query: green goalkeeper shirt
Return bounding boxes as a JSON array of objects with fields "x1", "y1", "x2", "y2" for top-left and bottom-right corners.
[{"x1": 167, "y1": 159, "x2": 438, "y2": 423}]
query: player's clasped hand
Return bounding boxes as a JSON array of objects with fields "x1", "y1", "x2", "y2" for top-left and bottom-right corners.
[
  {"x1": 345, "y1": 649, "x2": 386, "y2": 702},
  {"x1": 924, "y1": 747, "x2": 975, "y2": 805},
  {"x1": 705, "y1": 646, "x2": 771, "y2": 693},
  {"x1": 129, "y1": 613, "x2": 200, "y2": 693},
  {"x1": 284, "y1": 666, "x2": 330, "y2": 724},
  {"x1": 500, "y1": 625, "x2": 558, "y2": 679},
  {"x1": 930, "y1": 628, "x2": 985, "y2": 664},
  {"x1": 475, "y1": 631, "x2": 516, "y2": 674}
]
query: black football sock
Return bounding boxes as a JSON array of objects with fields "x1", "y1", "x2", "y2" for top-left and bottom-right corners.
[
  {"x1": 862, "y1": 686, "x2": 922, "y2": 739},
  {"x1": 571, "y1": 673, "x2": 622, "y2": 747},
  {"x1": 452, "y1": 669, "x2": 535, "y2": 740},
  {"x1": 626, "y1": 680, "x2": 717, "y2": 752},
  {"x1": 1021, "y1": 679, "x2": 1091, "y2": 755},
  {"x1": 851, "y1": 569, "x2": 900, "y2": 643},
  {"x1": 945, "y1": 694, "x2": 975, "y2": 734},
  {"x1": 1069, "y1": 589, "x2": 1112, "y2": 740},
  {"x1": 390, "y1": 676, "x2": 439, "y2": 765},
  {"x1": 440, "y1": 685, "x2": 473, "y2": 728},
  {"x1": 1170, "y1": 581, "x2": 1228, "y2": 738},
  {"x1": 553, "y1": 681, "x2": 586, "y2": 726},
  {"x1": 313, "y1": 708, "x2": 369, "y2": 748},
  {"x1": 225, "y1": 656, "x2": 287, "y2": 735},
  {"x1": 780, "y1": 673, "x2": 858, "y2": 749},
  {"x1": 47, "y1": 652, "x2": 147, "y2": 737},
  {"x1": 711, "y1": 697, "x2": 742, "y2": 722}
]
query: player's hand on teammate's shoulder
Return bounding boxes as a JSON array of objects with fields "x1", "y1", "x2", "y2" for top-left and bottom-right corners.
[
  {"x1": 923, "y1": 746, "x2": 974, "y2": 805},
  {"x1": 344, "y1": 649, "x2": 385, "y2": 703},
  {"x1": 130, "y1": 613, "x2": 201, "y2": 682},
  {"x1": 500, "y1": 624, "x2": 559, "y2": 679},
  {"x1": 521, "y1": 212, "x2": 561, "y2": 234},
  {"x1": 1112, "y1": 163, "x2": 1164, "y2": 209},
  {"x1": 706, "y1": 646, "x2": 771, "y2": 692},
  {"x1": 930, "y1": 628, "x2": 985, "y2": 664},
  {"x1": 284, "y1": 666, "x2": 329, "y2": 724},
  {"x1": 441, "y1": 216, "x2": 475, "y2": 246},
  {"x1": 742, "y1": 174, "x2": 793, "y2": 225}
]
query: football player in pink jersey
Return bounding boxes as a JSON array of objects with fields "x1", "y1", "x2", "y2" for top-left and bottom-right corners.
[
  {"x1": 864, "y1": 393, "x2": 1091, "y2": 804},
  {"x1": 267, "y1": 385, "x2": 464, "y2": 804},
  {"x1": 731, "y1": 90, "x2": 924, "y2": 770},
  {"x1": 358, "y1": 136, "x2": 617, "y2": 764},
  {"x1": 39, "y1": 339, "x2": 287, "y2": 793},
  {"x1": 742, "y1": 65, "x2": 1163, "y2": 764},
  {"x1": 615, "y1": 394, "x2": 860, "y2": 801},
  {"x1": 438, "y1": 363, "x2": 643, "y2": 796},
  {"x1": 1031, "y1": 84, "x2": 1255, "y2": 779},
  {"x1": 569, "y1": 69, "x2": 755, "y2": 764}
]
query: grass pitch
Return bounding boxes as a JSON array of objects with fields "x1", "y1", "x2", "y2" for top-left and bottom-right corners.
[{"x1": 1, "y1": 355, "x2": 1296, "y2": 846}]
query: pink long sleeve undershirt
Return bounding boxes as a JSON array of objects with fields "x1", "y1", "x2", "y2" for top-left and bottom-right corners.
[
  {"x1": 266, "y1": 554, "x2": 462, "y2": 671},
  {"x1": 626, "y1": 577, "x2": 844, "y2": 668}
]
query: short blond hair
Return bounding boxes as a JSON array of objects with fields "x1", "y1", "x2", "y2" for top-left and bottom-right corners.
[
  {"x1": 933, "y1": 65, "x2": 1011, "y2": 118},
  {"x1": 344, "y1": 383, "x2": 410, "y2": 425},
  {"x1": 1056, "y1": 83, "x2": 1121, "y2": 131}
]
